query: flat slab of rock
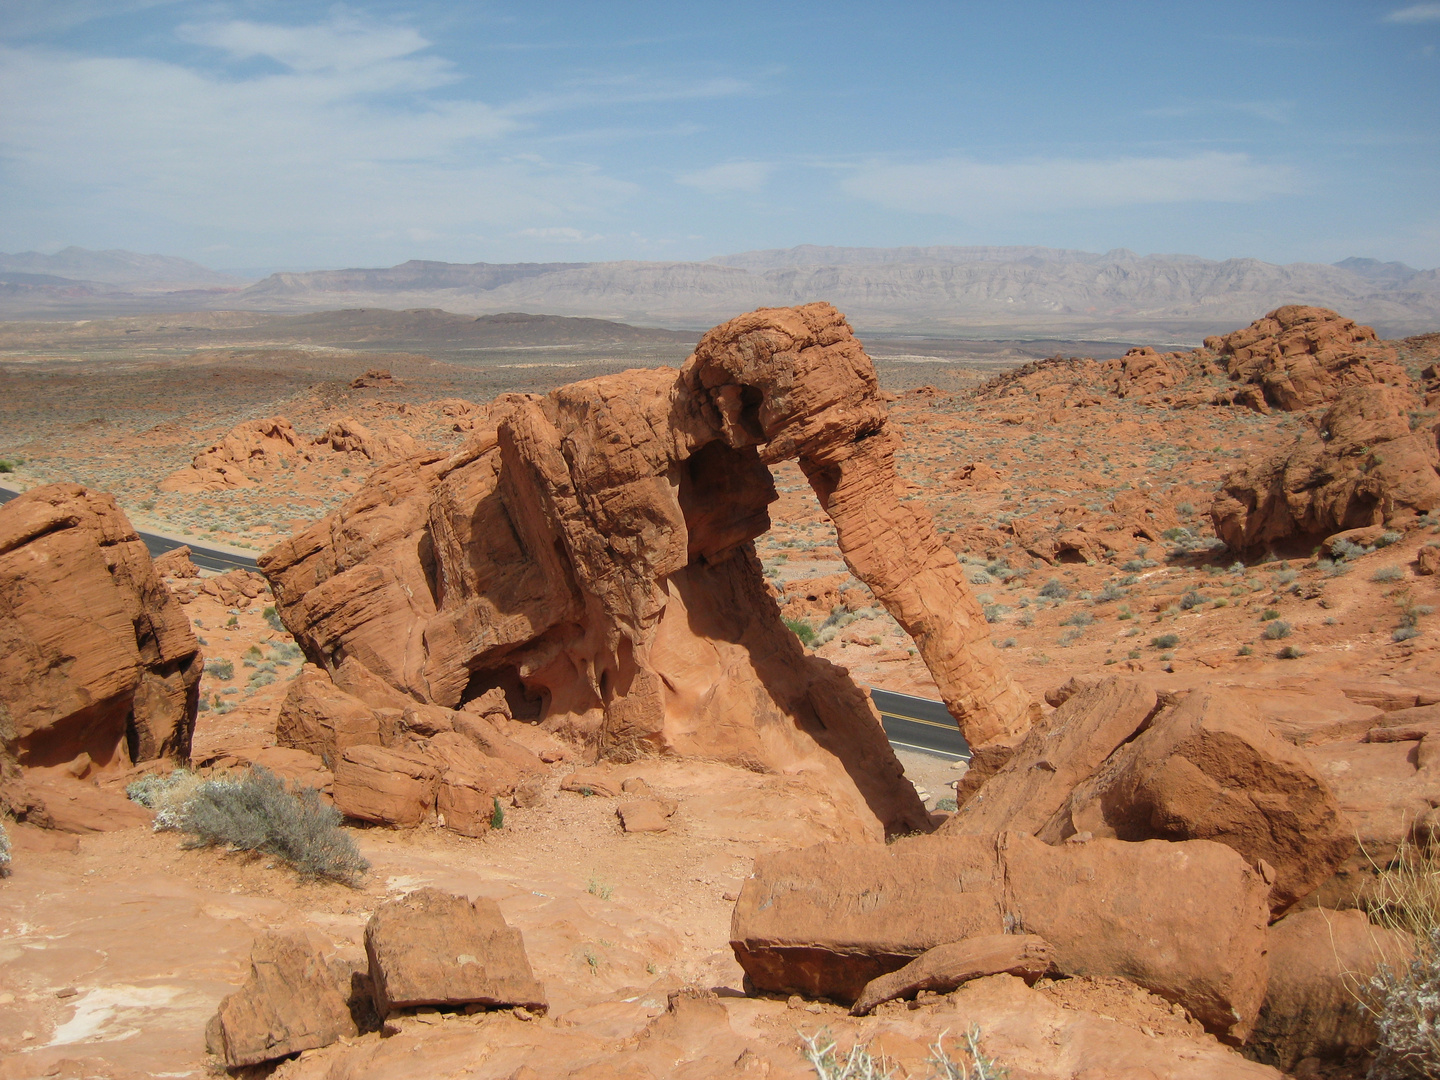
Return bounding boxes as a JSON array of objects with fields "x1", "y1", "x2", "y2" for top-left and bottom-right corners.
[
  {"x1": 205, "y1": 933, "x2": 357, "y2": 1067},
  {"x1": 617, "y1": 797, "x2": 677, "y2": 833},
  {"x1": 560, "y1": 768, "x2": 622, "y2": 798},
  {"x1": 850, "y1": 933, "x2": 1053, "y2": 1015},
  {"x1": 365, "y1": 887, "x2": 546, "y2": 1017}
]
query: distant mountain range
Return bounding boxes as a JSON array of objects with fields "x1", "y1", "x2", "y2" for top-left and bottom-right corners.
[{"x1": 2, "y1": 245, "x2": 1437, "y2": 342}]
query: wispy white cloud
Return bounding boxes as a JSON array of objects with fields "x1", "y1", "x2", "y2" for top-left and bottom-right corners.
[
  {"x1": 513, "y1": 226, "x2": 605, "y2": 242},
  {"x1": 1385, "y1": 4, "x2": 1440, "y2": 22},
  {"x1": 842, "y1": 152, "x2": 1295, "y2": 216},
  {"x1": 677, "y1": 161, "x2": 773, "y2": 195},
  {"x1": 0, "y1": 13, "x2": 637, "y2": 250},
  {"x1": 1144, "y1": 99, "x2": 1294, "y2": 123}
]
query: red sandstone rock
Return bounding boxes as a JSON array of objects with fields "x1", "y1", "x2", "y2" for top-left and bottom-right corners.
[
  {"x1": 205, "y1": 933, "x2": 358, "y2": 1067},
  {"x1": 314, "y1": 417, "x2": 419, "y2": 462},
  {"x1": 364, "y1": 888, "x2": 546, "y2": 1017},
  {"x1": 351, "y1": 368, "x2": 401, "y2": 390},
  {"x1": 1101, "y1": 346, "x2": 1193, "y2": 399},
  {"x1": 1204, "y1": 306, "x2": 1409, "y2": 411},
  {"x1": 262, "y1": 305, "x2": 1032, "y2": 838},
  {"x1": 160, "y1": 417, "x2": 313, "y2": 492},
  {"x1": 731, "y1": 830, "x2": 1271, "y2": 1041},
  {"x1": 1045, "y1": 690, "x2": 1354, "y2": 913},
  {"x1": 276, "y1": 665, "x2": 381, "y2": 766},
  {"x1": 1250, "y1": 908, "x2": 1412, "y2": 1070},
  {"x1": 850, "y1": 934, "x2": 1054, "y2": 1015},
  {"x1": 617, "y1": 797, "x2": 676, "y2": 833},
  {"x1": 0, "y1": 484, "x2": 201, "y2": 771},
  {"x1": 152, "y1": 545, "x2": 199, "y2": 579},
  {"x1": 199, "y1": 568, "x2": 268, "y2": 608},
  {"x1": 332, "y1": 744, "x2": 437, "y2": 826},
  {"x1": 1212, "y1": 385, "x2": 1440, "y2": 553}
]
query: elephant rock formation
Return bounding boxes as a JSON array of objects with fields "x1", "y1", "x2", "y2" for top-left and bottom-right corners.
[{"x1": 261, "y1": 304, "x2": 1032, "y2": 837}]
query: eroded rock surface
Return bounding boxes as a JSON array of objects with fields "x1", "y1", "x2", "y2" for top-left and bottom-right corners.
[
  {"x1": 262, "y1": 304, "x2": 1034, "y2": 837},
  {"x1": 1213, "y1": 384, "x2": 1440, "y2": 553},
  {"x1": 160, "y1": 416, "x2": 314, "y2": 492},
  {"x1": 0, "y1": 483, "x2": 201, "y2": 770}
]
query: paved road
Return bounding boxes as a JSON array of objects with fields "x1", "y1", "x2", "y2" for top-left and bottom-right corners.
[
  {"x1": 2, "y1": 484, "x2": 966, "y2": 758},
  {"x1": 869, "y1": 687, "x2": 972, "y2": 760},
  {"x1": 0, "y1": 484, "x2": 260, "y2": 573}
]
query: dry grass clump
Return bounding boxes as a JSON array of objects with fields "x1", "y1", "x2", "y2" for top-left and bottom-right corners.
[
  {"x1": 799, "y1": 1026, "x2": 1006, "y2": 1080},
  {"x1": 1363, "y1": 838, "x2": 1440, "y2": 1078}
]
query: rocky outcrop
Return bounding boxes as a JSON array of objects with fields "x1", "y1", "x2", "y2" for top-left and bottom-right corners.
[
  {"x1": 1205, "y1": 306, "x2": 1409, "y2": 411},
  {"x1": 205, "y1": 934, "x2": 359, "y2": 1068},
  {"x1": 314, "y1": 417, "x2": 419, "y2": 462},
  {"x1": 262, "y1": 304, "x2": 1034, "y2": 837},
  {"x1": 730, "y1": 830, "x2": 1271, "y2": 1042},
  {"x1": 1212, "y1": 384, "x2": 1440, "y2": 553},
  {"x1": 945, "y1": 678, "x2": 1353, "y2": 915},
  {"x1": 849, "y1": 934, "x2": 1054, "y2": 1015},
  {"x1": 1101, "y1": 346, "x2": 1194, "y2": 399},
  {"x1": 1250, "y1": 907, "x2": 1412, "y2": 1071},
  {"x1": 278, "y1": 663, "x2": 541, "y2": 834},
  {"x1": 364, "y1": 888, "x2": 547, "y2": 1017},
  {"x1": 0, "y1": 484, "x2": 201, "y2": 770},
  {"x1": 160, "y1": 416, "x2": 313, "y2": 492}
]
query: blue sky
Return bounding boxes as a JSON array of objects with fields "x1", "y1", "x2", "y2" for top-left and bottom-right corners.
[{"x1": 1, "y1": 1, "x2": 1437, "y2": 271}]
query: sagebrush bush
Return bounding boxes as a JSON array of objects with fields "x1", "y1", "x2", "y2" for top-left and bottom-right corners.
[
  {"x1": 178, "y1": 767, "x2": 368, "y2": 882},
  {"x1": 1262, "y1": 620, "x2": 1292, "y2": 640},
  {"x1": 1375, "y1": 566, "x2": 1407, "y2": 583},
  {"x1": 1038, "y1": 579, "x2": 1070, "y2": 600},
  {"x1": 0, "y1": 819, "x2": 11, "y2": 877},
  {"x1": 784, "y1": 617, "x2": 817, "y2": 647},
  {"x1": 1151, "y1": 633, "x2": 1179, "y2": 649},
  {"x1": 203, "y1": 658, "x2": 235, "y2": 680},
  {"x1": 127, "y1": 769, "x2": 203, "y2": 831},
  {"x1": 1355, "y1": 840, "x2": 1440, "y2": 1077}
]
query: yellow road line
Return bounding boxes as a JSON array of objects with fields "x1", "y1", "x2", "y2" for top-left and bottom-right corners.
[{"x1": 877, "y1": 711, "x2": 957, "y2": 731}]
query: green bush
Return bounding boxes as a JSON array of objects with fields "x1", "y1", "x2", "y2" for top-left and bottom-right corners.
[
  {"x1": 0, "y1": 819, "x2": 11, "y2": 877},
  {"x1": 1038, "y1": 579, "x2": 1070, "y2": 600},
  {"x1": 1150, "y1": 633, "x2": 1179, "y2": 649},
  {"x1": 178, "y1": 767, "x2": 368, "y2": 883},
  {"x1": 784, "y1": 617, "x2": 817, "y2": 647},
  {"x1": 262, "y1": 605, "x2": 285, "y2": 633},
  {"x1": 1374, "y1": 566, "x2": 1406, "y2": 583},
  {"x1": 1262, "y1": 620, "x2": 1292, "y2": 640},
  {"x1": 203, "y1": 658, "x2": 234, "y2": 680}
]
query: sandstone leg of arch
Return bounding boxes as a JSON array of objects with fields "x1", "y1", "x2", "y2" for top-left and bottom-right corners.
[{"x1": 682, "y1": 303, "x2": 1034, "y2": 748}]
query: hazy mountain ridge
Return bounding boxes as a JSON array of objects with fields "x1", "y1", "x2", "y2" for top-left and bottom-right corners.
[
  {"x1": 3, "y1": 246, "x2": 1437, "y2": 340},
  {"x1": 230, "y1": 248, "x2": 1440, "y2": 340},
  {"x1": 0, "y1": 247, "x2": 244, "y2": 286}
]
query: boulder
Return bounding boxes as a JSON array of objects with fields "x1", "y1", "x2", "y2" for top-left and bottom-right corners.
[
  {"x1": 1213, "y1": 385, "x2": 1440, "y2": 554},
  {"x1": 332, "y1": 744, "x2": 438, "y2": 826},
  {"x1": 152, "y1": 545, "x2": 199, "y2": 579},
  {"x1": 1101, "y1": 346, "x2": 1193, "y2": 399},
  {"x1": 943, "y1": 676, "x2": 1160, "y2": 835},
  {"x1": 314, "y1": 417, "x2": 420, "y2": 462},
  {"x1": 426, "y1": 731, "x2": 523, "y2": 836},
  {"x1": 1250, "y1": 908, "x2": 1413, "y2": 1070},
  {"x1": 261, "y1": 304, "x2": 1035, "y2": 840},
  {"x1": 275, "y1": 665, "x2": 381, "y2": 766},
  {"x1": 0, "y1": 483, "x2": 201, "y2": 770},
  {"x1": 0, "y1": 772, "x2": 154, "y2": 833},
  {"x1": 617, "y1": 797, "x2": 677, "y2": 833},
  {"x1": 1044, "y1": 690, "x2": 1354, "y2": 913},
  {"x1": 850, "y1": 933, "x2": 1054, "y2": 1015},
  {"x1": 561, "y1": 767, "x2": 623, "y2": 798},
  {"x1": 198, "y1": 568, "x2": 268, "y2": 608},
  {"x1": 731, "y1": 830, "x2": 1271, "y2": 1042},
  {"x1": 1203, "y1": 306, "x2": 1408, "y2": 411},
  {"x1": 205, "y1": 933, "x2": 358, "y2": 1067},
  {"x1": 364, "y1": 888, "x2": 546, "y2": 1017},
  {"x1": 160, "y1": 416, "x2": 313, "y2": 492}
]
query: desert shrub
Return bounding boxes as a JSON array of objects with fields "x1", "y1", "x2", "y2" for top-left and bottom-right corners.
[
  {"x1": 1238, "y1": 644, "x2": 1254, "y2": 656},
  {"x1": 1059, "y1": 611, "x2": 1094, "y2": 627},
  {"x1": 1179, "y1": 590, "x2": 1205, "y2": 610},
  {"x1": 1375, "y1": 566, "x2": 1407, "y2": 583},
  {"x1": 967, "y1": 569, "x2": 992, "y2": 585},
  {"x1": 799, "y1": 1029, "x2": 896, "y2": 1079},
  {"x1": 0, "y1": 819, "x2": 11, "y2": 877},
  {"x1": 1096, "y1": 582, "x2": 1127, "y2": 603},
  {"x1": 1332, "y1": 538, "x2": 1372, "y2": 562},
  {"x1": 1277, "y1": 645, "x2": 1305, "y2": 659},
  {"x1": 784, "y1": 617, "x2": 817, "y2": 647},
  {"x1": 126, "y1": 768, "x2": 204, "y2": 831},
  {"x1": 1151, "y1": 633, "x2": 1179, "y2": 649},
  {"x1": 928, "y1": 1028, "x2": 1008, "y2": 1080},
  {"x1": 1176, "y1": 502, "x2": 1196, "y2": 516},
  {"x1": 934, "y1": 798, "x2": 958, "y2": 812},
  {"x1": 1365, "y1": 843, "x2": 1440, "y2": 1078},
  {"x1": 1120, "y1": 559, "x2": 1155, "y2": 572},
  {"x1": 262, "y1": 605, "x2": 285, "y2": 632},
  {"x1": 1261, "y1": 620, "x2": 1292, "y2": 640},
  {"x1": 1038, "y1": 579, "x2": 1070, "y2": 600},
  {"x1": 997, "y1": 637, "x2": 1017, "y2": 649},
  {"x1": 490, "y1": 797, "x2": 504, "y2": 830},
  {"x1": 982, "y1": 604, "x2": 1009, "y2": 624},
  {"x1": 203, "y1": 658, "x2": 234, "y2": 681},
  {"x1": 1228, "y1": 560, "x2": 1246, "y2": 576},
  {"x1": 178, "y1": 767, "x2": 368, "y2": 883},
  {"x1": 1377, "y1": 530, "x2": 1405, "y2": 548},
  {"x1": 1395, "y1": 626, "x2": 1422, "y2": 643},
  {"x1": 0, "y1": 458, "x2": 20, "y2": 474},
  {"x1": 1261, "y1": 609, "x2": 1281, "y2": 621}
]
